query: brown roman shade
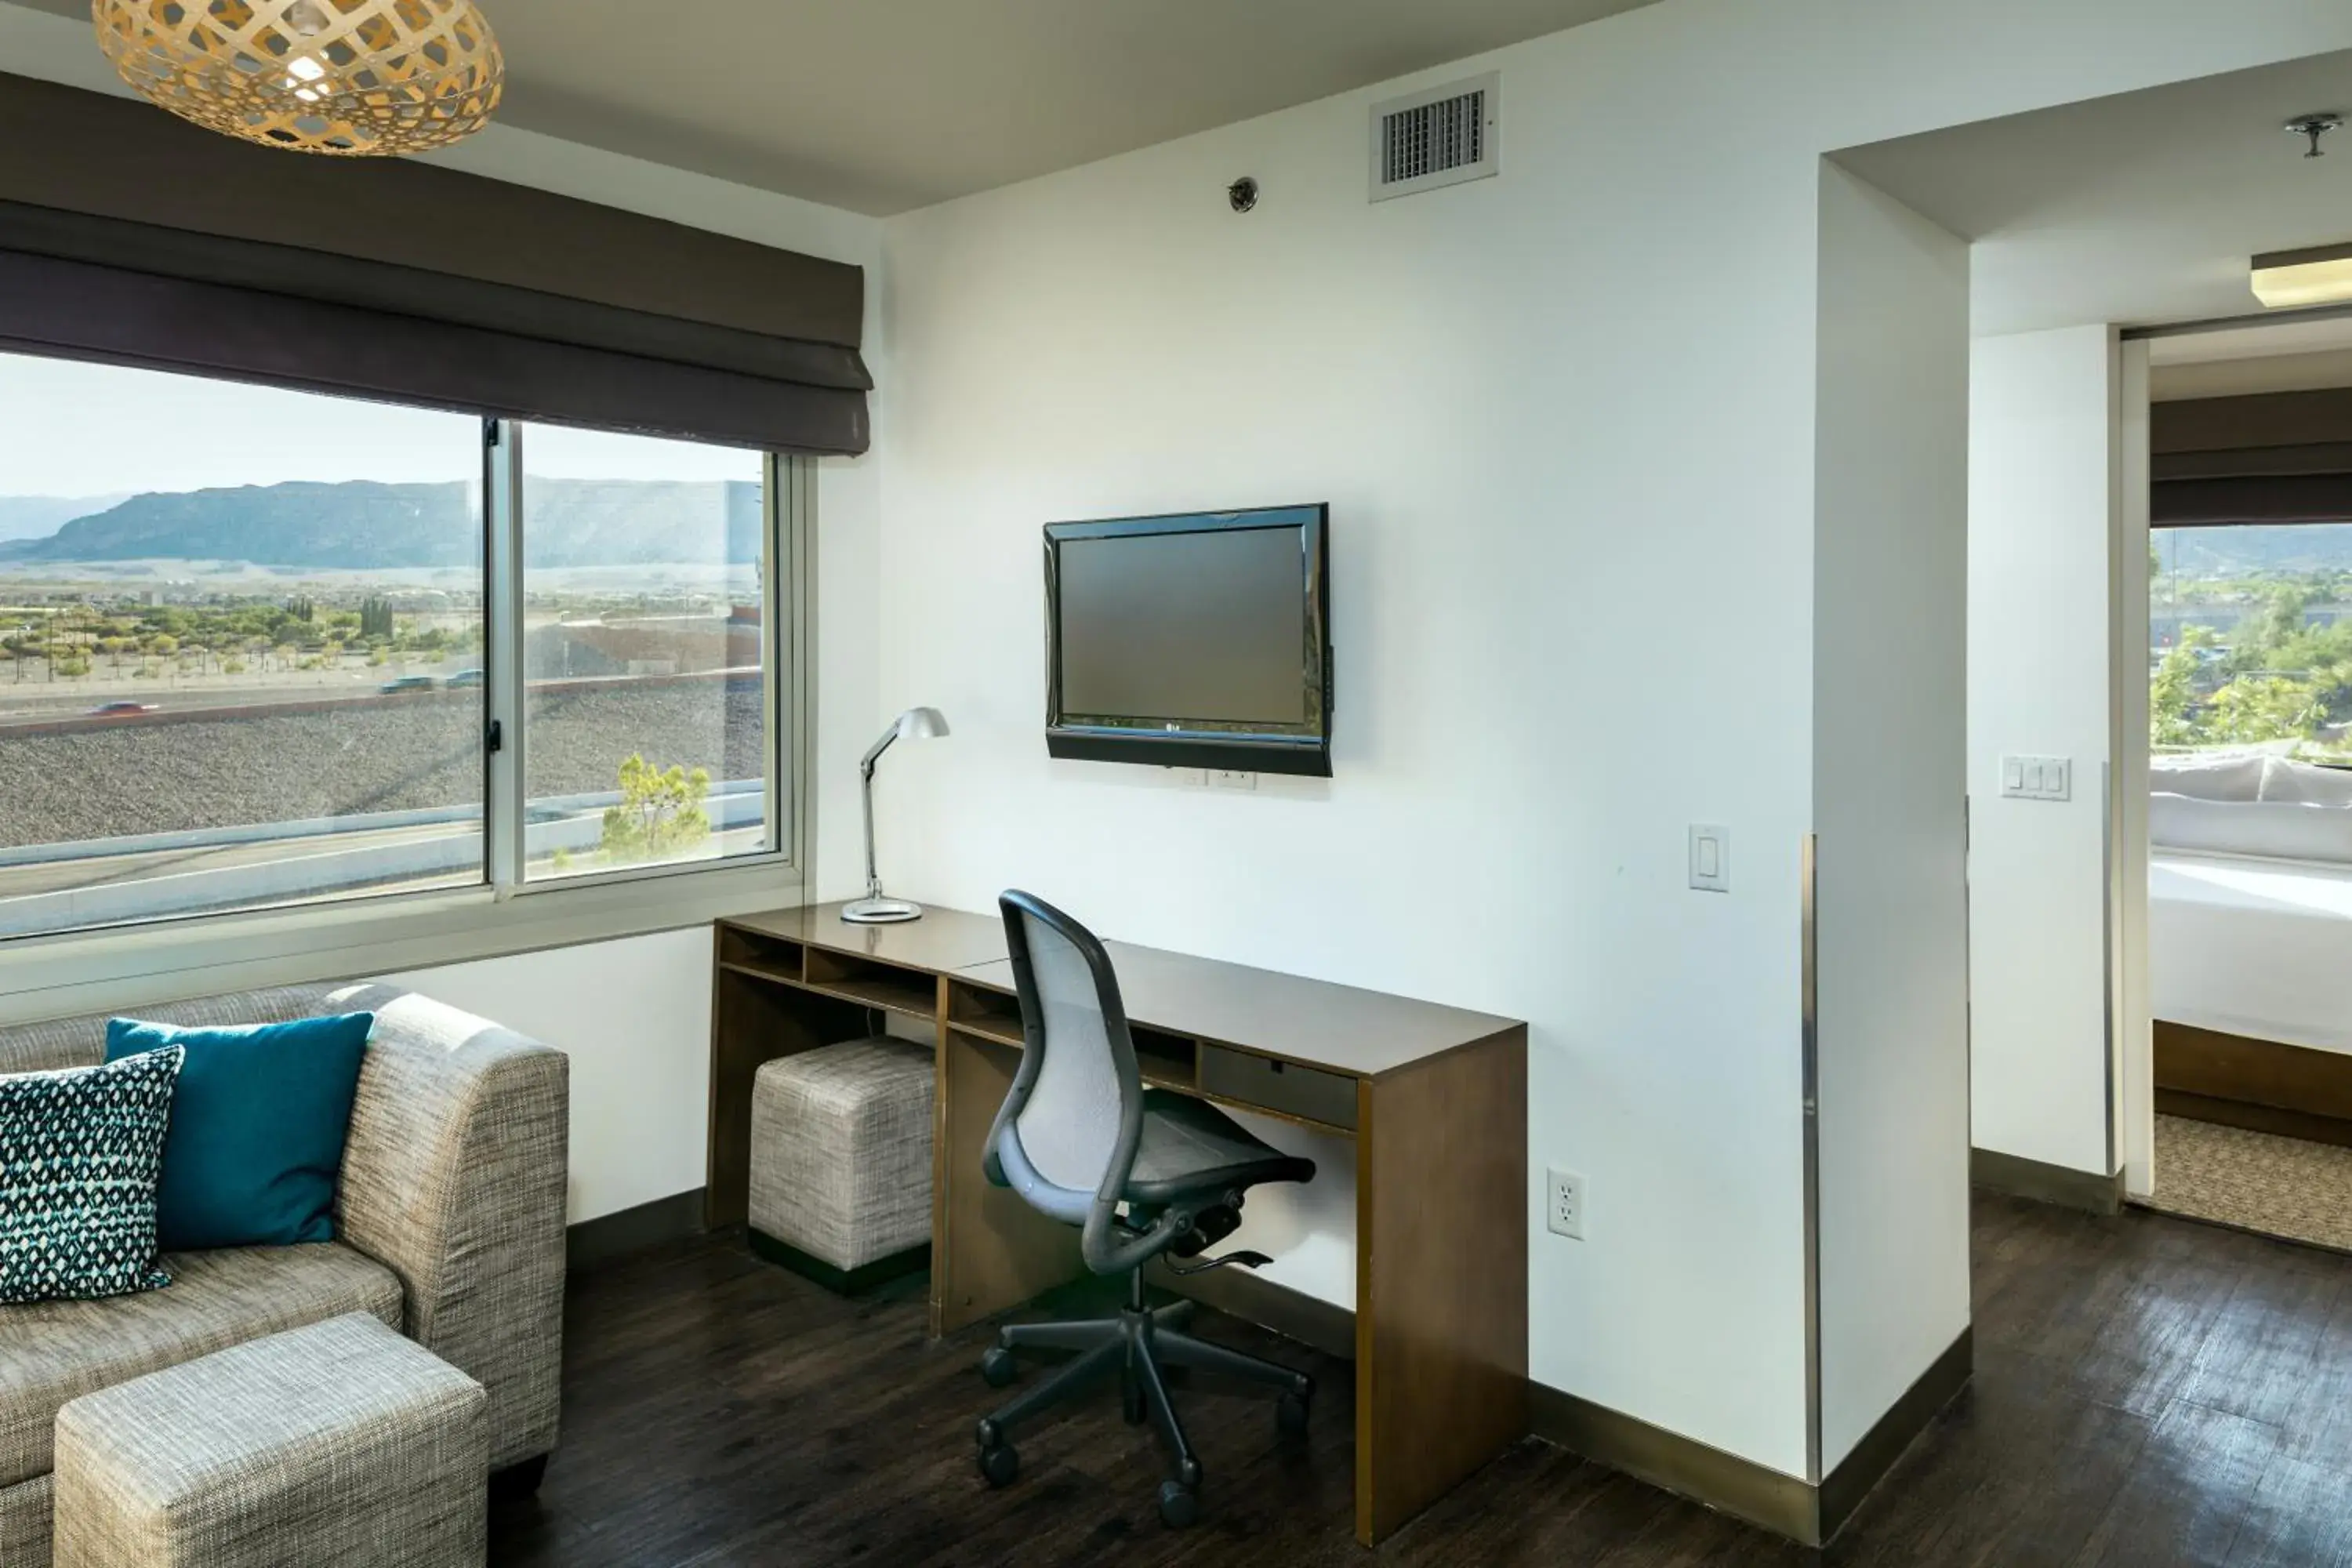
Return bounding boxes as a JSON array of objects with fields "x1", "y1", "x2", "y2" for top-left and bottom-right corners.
[
  {"x1": 2153, "y1": 388, "x2": 2352, "y2": 528},
  {"x1": 0, "y1": 71, "x2": 869, "y2": 455}
]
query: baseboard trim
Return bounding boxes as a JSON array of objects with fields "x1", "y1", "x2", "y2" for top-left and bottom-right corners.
[
  {"x1": 1529, "y1": 1327, "x2": 1972, "y2": 1548},
  {"x1": 1529, "y1": 1383, "x2": 1819, "y2": 1543},
  {"x1": 1971, "y1": 1147, "x2": 2123, "y2": 1216},
  {"x1": 1818, "y1": 1326, "x2": 1973, "y2": 1541},
  {"x1": 566, "y1": 1188, "x2": 708, "y2": 1273},
  {"x1": 2156, "y1": 1088, "x2": 2352, "y2": 1150},
  {"x1": 748, "y1": 1228, "x2": 931, "y2": 1295},
  {"x1": 1143, "y1": 1260, "x2": 1356, "y2": 1362}
]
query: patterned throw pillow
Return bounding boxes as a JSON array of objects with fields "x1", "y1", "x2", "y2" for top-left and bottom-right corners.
[{"x1": 0, "y1": 1045, "x2": 184, "y2": 1305}]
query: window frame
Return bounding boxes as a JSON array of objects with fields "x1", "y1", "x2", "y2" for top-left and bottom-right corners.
[
  {"x1": 0, "y1": 401, "x2": 811, "y2": 1022},
  {"x1": 488, "y1": 420, "x2": 800, "y2": 896}
]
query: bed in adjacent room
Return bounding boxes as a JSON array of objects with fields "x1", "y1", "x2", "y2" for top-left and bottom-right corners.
[{"x1": 2151, "y1": 752, "x2": 2352, "y2": 1053}]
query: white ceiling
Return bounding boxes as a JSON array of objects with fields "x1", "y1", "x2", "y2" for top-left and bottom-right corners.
[
  {"x1": 5, "y1": 0, "x2": 1660, "y2": 216},
  {"x1": 1836, "y1": 48, "x2": 2352, "y2": 337}
]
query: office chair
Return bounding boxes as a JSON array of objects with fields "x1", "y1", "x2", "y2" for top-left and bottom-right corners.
[{"x1": 973, "y1": 891, "x2": 1318, "y2": 1528}]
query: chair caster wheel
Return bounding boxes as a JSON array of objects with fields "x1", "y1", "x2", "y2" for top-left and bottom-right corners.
[
  {"x1": 978, "y1": 1440, "x2": 1019, "y2": 1488},
  {"x1": 980, "y1": 1347, "x2": 1018, "y2": 1388},
  {"x1": 1276, "y1": 1388, "x2": 1310, "y2": 1437},
  {"x1": 1157, "y1": 1479, "x2": 1199, "y2": 1529}
]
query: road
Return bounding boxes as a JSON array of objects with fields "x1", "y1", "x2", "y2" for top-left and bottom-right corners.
[{"x1": 0, "y1": 670, "x2": 474, "y2": 726}]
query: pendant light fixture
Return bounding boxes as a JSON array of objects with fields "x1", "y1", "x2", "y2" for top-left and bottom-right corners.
[{"x1": 93, "y1": 0, "x2": 503, "y2": 156}]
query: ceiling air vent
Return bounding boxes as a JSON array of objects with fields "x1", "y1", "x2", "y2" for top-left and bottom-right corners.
[{"x1": 1370, "y1": 73, "x2": 1500, "y2": 201}]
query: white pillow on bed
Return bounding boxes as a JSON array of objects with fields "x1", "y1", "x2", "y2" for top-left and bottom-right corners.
[
  {"x1": 2151, "y1": 752, "x2": 2268, "y2": 802},
  {"x1": 2258, "y1": 757, "x2": 2352, "y2": 807},
  {"x1": 2151, "y1": 793, "x2": 2352, "y2": 862}
]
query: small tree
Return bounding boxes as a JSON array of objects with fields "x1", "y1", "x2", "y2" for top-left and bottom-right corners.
[
  {"x1": 598, "y1": 754, "x2": 712, "y2": 866},
  {"x1": 2151, "y1": 629, "x2": 2213, "y2": 748}
]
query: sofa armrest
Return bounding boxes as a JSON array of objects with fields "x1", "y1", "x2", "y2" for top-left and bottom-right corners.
[{"x1": 325, "y1": 983, "x2": 568, "y2": 1471}]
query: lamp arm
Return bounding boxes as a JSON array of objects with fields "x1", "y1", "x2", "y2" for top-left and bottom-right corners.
[{"x1": 858, "y1": 726, "x2": 900, "y2": 901}]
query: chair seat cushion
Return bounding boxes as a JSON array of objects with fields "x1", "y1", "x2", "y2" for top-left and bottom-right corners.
[
  {"x1": 0, "y1": 1241, "x2": 402, "y2": 1490},
  {"x1": 1124, "y1": 1092, "x2": 1316, "y2": 1206}
]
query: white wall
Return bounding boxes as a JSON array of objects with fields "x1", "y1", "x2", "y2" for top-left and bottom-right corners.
[
  {"x1": 1966, "y1": 326, "x2": 2120, "y2": 1178},
  {"x1": 1813, "y1": 164, "x2": 1972, "y2": 1474},
  {"x1": 379, "y1": 927, "x2": 713, "y2": 1225},
  {"x1": 873, "y1": 0, "x2": 2352, "y2": 1481}
]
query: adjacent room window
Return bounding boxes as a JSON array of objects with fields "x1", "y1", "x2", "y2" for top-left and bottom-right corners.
[
  {"x1": 0, "y1": 352, "x2": 793, "y2": 942},
  {"x1": 2151, "y1": 524, "x2": 2352, "y2": 760},
  {"x1": 516, "y1": 424, "x2": 775, "y2": 881}
]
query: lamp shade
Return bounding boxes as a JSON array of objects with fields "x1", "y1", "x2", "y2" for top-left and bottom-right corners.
[
  {"x1": 93, "y1": 0, "x2": 503, "y2": 156},
  {"x1": 896, "y1": 706, "x2": 951, "y2": 742}
]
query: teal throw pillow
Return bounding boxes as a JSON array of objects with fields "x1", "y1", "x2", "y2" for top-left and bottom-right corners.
[{"x1": 104, "y1": 1012, "x2": 373, "y2": 1251}]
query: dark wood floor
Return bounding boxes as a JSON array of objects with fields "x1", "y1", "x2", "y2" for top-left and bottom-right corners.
[{"x1": 488, "y1": 1194, "x2": 2352, "y2": 1566}]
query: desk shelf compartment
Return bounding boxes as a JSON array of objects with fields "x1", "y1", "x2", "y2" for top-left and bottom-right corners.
[
  {"x1": 801, "y1": 948, "x2": 940, "y2": 1020},
  {"x1": 717, "y1": 925, "x2": 805, "y2": 986},
  {"x1": 945, "y1": 982, "x2": 1025, "y2": 1048},
  {"x1": 945, "y1": 981, "x2": 1197, "y2": 1091}
]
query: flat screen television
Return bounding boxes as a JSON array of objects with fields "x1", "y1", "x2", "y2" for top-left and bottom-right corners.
[{"x1": 1044, "y1": 504, "x2": 1331, "y2": 777}]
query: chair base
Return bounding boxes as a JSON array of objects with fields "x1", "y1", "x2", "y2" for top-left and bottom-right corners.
[{"x1": 974, "y1": 1272, "x2": 1312, "y2": 1526}]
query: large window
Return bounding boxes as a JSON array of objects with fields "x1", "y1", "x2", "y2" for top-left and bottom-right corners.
[
  {"x1": 2151, "y1": 524, "x2": 2352, "y2": 760},
  {"x1": 0, "y1": 353, "x2": 793, "y2": 942}
]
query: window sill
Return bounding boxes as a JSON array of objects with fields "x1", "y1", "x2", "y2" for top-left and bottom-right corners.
[{"x1": 0, "y1": 855, "x2": 808, "y2": 1026}]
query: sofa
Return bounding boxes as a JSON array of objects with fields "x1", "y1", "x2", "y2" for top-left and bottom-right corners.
[{"x1": 0, "y1": 982, "x2": 569, "y2": 1566}]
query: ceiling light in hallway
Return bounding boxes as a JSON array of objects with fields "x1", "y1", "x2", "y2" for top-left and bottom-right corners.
[{"x1": 2252, "y1": 241, "x2": 2352, "y2": 309}]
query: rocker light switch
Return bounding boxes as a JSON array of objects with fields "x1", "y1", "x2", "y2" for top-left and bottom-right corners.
[
  {"x1": 2001, "y1": 755, "x2": 2071, "y2": 802},
  {"x1": 1689, "y1": 824, "x2": 1730, "y2": 893}
]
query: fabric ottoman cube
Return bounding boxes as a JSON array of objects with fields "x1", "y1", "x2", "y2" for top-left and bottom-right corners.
[
  {"x1": 750, "y1": 1036, "x2": 935, "y2": 1290},
  {"x1": 52, "y1": 1312, "x2": 487, "y2": 1568}
]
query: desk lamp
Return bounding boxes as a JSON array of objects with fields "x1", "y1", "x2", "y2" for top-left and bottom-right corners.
[{"x1": 844, "y1": 706, "x2": 949, "y2": 924}]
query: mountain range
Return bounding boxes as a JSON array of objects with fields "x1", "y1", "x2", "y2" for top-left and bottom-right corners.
[
  {"x1": 0, "y1": 479, "x2": 764, "y2": 569},
  {"x1": 0, "y1": 493, "x2": 132, "y2": 544},
  {"x1": 2158, "y1": 524, "x2": 2352, "y2": 579}
]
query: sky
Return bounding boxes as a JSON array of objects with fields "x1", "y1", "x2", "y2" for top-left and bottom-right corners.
[{"x1": 0, "y1": 350, "x2": 762, "y2": 497}]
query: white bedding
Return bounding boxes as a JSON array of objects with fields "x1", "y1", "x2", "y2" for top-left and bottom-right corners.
[{"x1": 2151, "y1": 851, "x2": 2352, "y2": 1054}]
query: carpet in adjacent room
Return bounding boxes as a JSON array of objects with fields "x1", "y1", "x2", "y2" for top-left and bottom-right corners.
[{"x1": 2143, "y1": 1112, "x2": 2352, "y2": 1253}]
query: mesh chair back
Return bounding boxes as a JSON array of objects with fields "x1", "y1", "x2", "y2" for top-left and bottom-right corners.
[{"x1": 1007, "y1": 906, "x2": 1134, "y2": 1192}]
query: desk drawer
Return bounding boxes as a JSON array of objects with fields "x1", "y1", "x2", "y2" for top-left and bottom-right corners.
[{"x1": 1198, "y1": 1045, "x2": 1357, "y2": 1131}]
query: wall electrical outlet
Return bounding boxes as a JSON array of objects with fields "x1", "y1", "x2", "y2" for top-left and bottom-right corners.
[
  {"x1": 1546, "y1": 1167, "x2": 1586, "y2": 1240},
  {"x1": 1210, "y1": 769, "x2": 1258, "y2": 791}
]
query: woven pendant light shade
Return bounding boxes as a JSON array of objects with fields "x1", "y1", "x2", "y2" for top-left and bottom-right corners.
[{"x1": 93, "y1": 0, "x2": 503, "y2": 156}]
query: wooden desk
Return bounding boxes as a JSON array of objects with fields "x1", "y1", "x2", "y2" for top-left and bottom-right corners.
[{"x1": 708, "y1": 902, "x2": 1527, "y2": 1544}]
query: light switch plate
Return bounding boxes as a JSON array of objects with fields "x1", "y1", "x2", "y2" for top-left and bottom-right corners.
[
  {"x1": 1999, "y1": 755, "x2": 2071, "y2": 803},
  {"x1": 1689, "y1": 824, "x2": 1730, "y2": 893}
]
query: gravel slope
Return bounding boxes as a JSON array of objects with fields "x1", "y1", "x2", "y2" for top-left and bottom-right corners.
[{"x1": 0, "y1": 684, "x2": 765, "y2": 849}]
